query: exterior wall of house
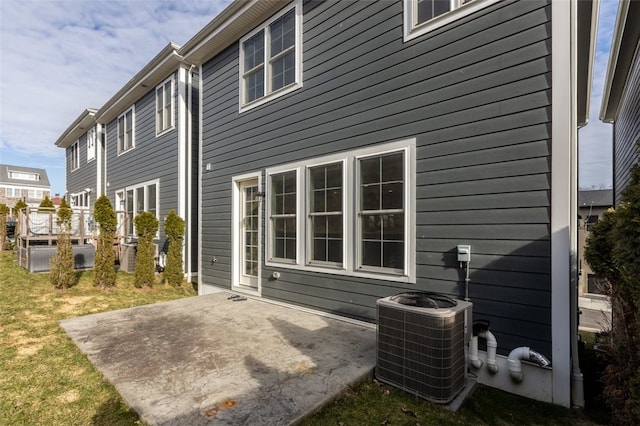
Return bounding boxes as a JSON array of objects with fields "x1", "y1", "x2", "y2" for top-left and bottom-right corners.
[
  {"x1": 200, "y1": 0, "x2": 553, "y2": 357},
  {"x1": 613, "y1": 47, "x2": 640, "y2": 205},
  {"x1": 105, "y1": 71, "x2": 181, "y2": 243},
  {"x1": 67, "y1": 130, "x2": 98, "y2": 208}
]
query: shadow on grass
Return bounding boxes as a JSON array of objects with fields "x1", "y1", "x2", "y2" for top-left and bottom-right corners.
[{"x1": 91, "y1": 397, "x2": 141, "y2": 426}]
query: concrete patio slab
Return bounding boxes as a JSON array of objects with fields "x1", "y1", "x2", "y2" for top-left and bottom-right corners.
[{"x1": 60, "y1": 292, "x2": 376, "y2": 425}]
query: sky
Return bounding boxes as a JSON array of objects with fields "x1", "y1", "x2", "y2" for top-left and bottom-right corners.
[{"x1": 0, "y1": 0, "x2": 620, "y2": 195}]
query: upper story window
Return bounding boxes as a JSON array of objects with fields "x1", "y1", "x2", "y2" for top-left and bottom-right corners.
[
  {"x1": 70, "y1": 141, "x2": 80, "y2": 171},
  {"x1": 3, "y1": 187, "x2": 22, "y2": 197},
  {"x1": 8, "y1": 170, "x2": 39, "y2": 181},
  {"x1": 156, "y1": 76, "x2": 175, "y2": 135},
  {"x1": 266, "y1": 139, "x2": 416, "y2": 283},
  {"x1": 87, "y1": 127, "x2": 96, "y2": 162},
  {"x1": 404, "y1": 0, "x2": 499, "y2": 41},
  {"x1": 117, "y1": 106, "x2": 135, "y2": 155},
  {"x1": 239, "y1": 0, "x2": 302, "y2": 112},
  {"x1": 27, "y1": 189, "x2": 44, "y2": 200}
]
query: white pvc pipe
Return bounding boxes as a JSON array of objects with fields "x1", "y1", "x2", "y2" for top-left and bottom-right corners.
[
  {"x1": 479, "y1": 330, "x2": 498, "y2": 374},
  {"x1": 469, "y1": 336, "x2": 483, "y2": 369},
  {"x1": 468, "y1": 331, "x2": 498, "y2": 374},
  {"x1": 508, "y1": 347, "x2": 551, "y2": 383}
]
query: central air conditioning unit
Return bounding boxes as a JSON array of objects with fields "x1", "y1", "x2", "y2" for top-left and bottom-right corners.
[{"x1": 376, "y1": 292, "x2": 472, "y2": 404}]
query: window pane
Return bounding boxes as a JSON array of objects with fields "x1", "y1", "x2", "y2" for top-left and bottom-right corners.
[
  {"x1": 313, "y1": 239, "x2": 326, "y2": 262},
  {"x1": 327, "y1": 239, "x2": 343, "y2": 263},
  {"x1": 382, "y1": 153, "x2": 403, "y2": 181},
  {"x1": 434, "y1": 0, "x2": 451, "y2": 17},
  {"x1": 360, "y1": 157, "x2": 380, "y2": 184},
  {"x1": 271, "y1": 51, "x2": 295, "y2": 91},
  {"x1": 382, "y1": 182, "x2": 403, "y2": 209},
  {"x1": 126, "y1": 190, "x2": 134, "y2": 234},
  {"x1": 362, "y1": 241, "x2": 381, "y2": 267},
  {"x1": 327, "y1": 215, "x2": 342, "y2": 239},
  {"x1": 148, "y1": 184, "x2": 157, "y2": 215},
  {"x1": 362, "y1": 184, "x2": 380, "y2": 211},
  {"x1": 136, "y1": 187, "x2": 144, "y2": 212},
  {"x1": 270, "y1": 10, "x2": 295, "y2": 57},
  {"x1": 362, "y1": 215, "x2": 382, "y2": 241},
  {"x1": 313, "y1": 216, "x2": 326, "y2": 237},
  {"x1": 383, "y1": 242, "x2": 404, "y2": 268},
  {"x1": 245, "y1": 70, "x2": 265, "y2": 104},
  {"x1": 417, "y1": 0, "x2": 451, "y2": 24},
  {"x1": 244, "y1": 31, "x2": 264, "y2": 70}
]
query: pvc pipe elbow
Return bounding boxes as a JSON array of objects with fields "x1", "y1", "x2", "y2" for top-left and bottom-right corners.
[
  {"x1": 507, "y1": 347, "x2": 529, "y2": 383},
  {"x1": 480, "y1": 330, "x2": 499, "y2": 374},
  {"x1": 469, "y1": 336, "x2": 483, "y2": 369}
]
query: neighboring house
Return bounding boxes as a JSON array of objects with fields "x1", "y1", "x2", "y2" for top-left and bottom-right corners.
[
  {"x1": 179, "y1": 0, "x2": 598, "y2": 407},
  {"x1": 577, "y1": 189, "x2": 613, "y2": 295},
  {"x1": 0, "y1": 164, "x2": 51, "y2": 210},
  {"x1": 54, "y1": 108, "x2": 102, "y2": 211},
  {"x1": 600, "y1": 0, "x2": 640, "y2": 205},
  {"x1": 55, "y1": 43, "x2": 199, "y2": 281}
]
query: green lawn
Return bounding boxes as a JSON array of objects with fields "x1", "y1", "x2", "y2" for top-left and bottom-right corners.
[{"x1": 0, "y1": 251, "x2": 609, "y2": 425}]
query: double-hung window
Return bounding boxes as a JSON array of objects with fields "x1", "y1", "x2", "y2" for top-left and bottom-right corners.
[
  {"x1": 404, "y1": 0, "x2": 499, "y2": 41},
  {"x1": 70, "y1": 141, "x2": 80, "y2": 171},
  {"x1": 239, "y1": 0, "x2": 302, "y2": 111},
  {"x1": 270, "y1": 170, "x2": 298, "y2": 262},
  {"x1": 117, "y1": 106, "x2": 135, "y2": 154},
  {"x1": 87, "y1": 127, "x2": 96, "y2": 162},
  {"x1": 156, "y1": 76, "x2": 174, "y2": 135},
  {"x1": 266, "y1": 139, "x2": 415, "y2": 282}
]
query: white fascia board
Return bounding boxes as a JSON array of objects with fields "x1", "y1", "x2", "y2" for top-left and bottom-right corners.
[
  {"x1": 600, "y1": 0, "x2": 631, "y2": 122},
  {"x1": 96, "y1": 43, "x2": 183, "y2": 125},
  {"x1": 54, "y1": 108, "x2": 98, "y2": 149}
]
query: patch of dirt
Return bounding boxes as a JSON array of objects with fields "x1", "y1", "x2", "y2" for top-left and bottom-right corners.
[
  {"x1": 56, "y1": 296, "x2": 94, "y2": 314},
  {"x1": 57, "y1": 389, "x2": 80, "y2": 404},
  {"x1": 17, "y1": 342, "x2": 43, "y2": 356}
]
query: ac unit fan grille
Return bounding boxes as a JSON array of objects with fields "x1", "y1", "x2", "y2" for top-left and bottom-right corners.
[{"x1": 376, "y1": 297, "x2": 471, "y2": 404}]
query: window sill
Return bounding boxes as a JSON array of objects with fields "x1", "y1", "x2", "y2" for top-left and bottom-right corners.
[
  {"x1": 156, "y1": 126, "x2": 175, "y2": 138},
  {"x1": 265, "y1": 260, "x2": 414, "y2": 284},
  {"x1": 239, "y1": 82, "x2": 302, "y2": 113}
]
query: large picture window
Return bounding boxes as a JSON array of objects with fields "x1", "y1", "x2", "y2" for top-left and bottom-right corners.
[
  {"x1": 117, "y1": 106, "x2": 135, "y2": 155},
  {"x1": 266, "y1": 139, "x2": 415, "y2": 282},
  {"x1": 239, "y1": 0, "x2": 302, "y2": 111}
]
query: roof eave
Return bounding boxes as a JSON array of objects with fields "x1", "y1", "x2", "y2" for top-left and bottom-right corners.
[
  {"x1": 96, "y1": 42, "x2": 183, "y2": 124},
  {"x1": 599, "y1": 0, "x2": 639, "y2": 123},
  {"x1": 179, "y1": 0, "x2": 285, "y2": 65},
  {"x1": 577, "y1": 0, "x2": 600, "y2": 128},
  {"x1": 54, "y1": 108, "x2": 98, "y2": 149}
]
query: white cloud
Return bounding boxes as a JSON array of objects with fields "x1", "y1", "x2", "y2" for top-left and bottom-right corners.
[{"x1": 0, "y1": 0, "x2": 229, "y2": 170}]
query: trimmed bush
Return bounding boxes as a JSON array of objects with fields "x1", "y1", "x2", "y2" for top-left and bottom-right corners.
[
  {"x1": 133, "y1": 211, "x2": 158, "y2": 288},
  {"x1": 584, "y1": 144, "x2": 640, "y2": 425},
  {"x1": 93, "y1": 195, "x2": 117, "y2": 289},
  {"x1": 49, "y1": 197, "x2": 76, "y2": 289},
  {"x1": 39, "y1": 195, "x2": 54, "y2": 208},
  {"x1": 163, "y1": 209, "x2": 185, "y2": 286}
]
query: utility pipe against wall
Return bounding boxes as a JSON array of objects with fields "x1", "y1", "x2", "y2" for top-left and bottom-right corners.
[
  {"x1": 507, "y1": 347, "x2": 551, "y2": 383},
  {"x1": 468, "y1": 331, "x2": 498, "y2": 374}
]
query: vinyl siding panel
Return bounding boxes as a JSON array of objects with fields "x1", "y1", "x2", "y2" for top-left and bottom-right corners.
[
  {"x1": 105, "y1": 71, "x2": 181, "y2": 241},
  {"x1": 200, "y1": 0, "x2": 552, "y2": 356},
  {"x1": 67, "y1": 132, "x2": 97, "y2": 203},
  {"x1": 613, "y1": 49, "x2": 640, "y2": 204}
]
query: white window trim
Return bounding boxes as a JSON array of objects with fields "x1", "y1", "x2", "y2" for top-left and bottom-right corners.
[
  {"x1": 403, "y1": 0, "x2": 501, "y2": 42},
  {"x1": 266, "y1": 165, "x2": 302, "y2": 265},
  {"x1": 231, "y1": 172, "x2": 263, "y2": 296},
  {"x1": 238, "y1": 0, "x2": 303, "y2": 113},
  {"x1": 87, "y1": 127, "x2": 96, "y2": 162},
  {"x1": 117, "y1": 105, "x2": 136, "y2": 156},
  {"x1": 120, "y1": 179, "x2": 160, "y2": 238},
  {"x1": 156, "y1": 75, "x2": 175, "y2": 137},
  {"x1": 265, "y1": 139, "x2": 416, "y2": 283},
  {"x1": 71, "y1": 140, "x2": 80, "y2": 171}
]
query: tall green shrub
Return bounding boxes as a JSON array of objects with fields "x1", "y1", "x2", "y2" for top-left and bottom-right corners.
[
  {"x1": 163, "y1": 209, "x2": 185, "y2": 286},
  {"x1": 93, "y1": 195, "x2": 117, "y2": 289},
  {"x1": 49, "y1": 197, "x2": 76, "y2": 289},
  {"x1": 133, "y1": 211, "x2": 158, "y2": 288},
  {"x1": 585, "y1": 144, "x2": 640, "y2": 425},
  {"x1": 0, "y1": 203, "x2": 9, "y2": 251},
  {"x1": 39, "y1": 195, "x2": 54, "y2": 209}
]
